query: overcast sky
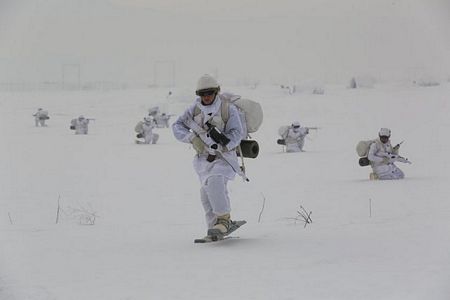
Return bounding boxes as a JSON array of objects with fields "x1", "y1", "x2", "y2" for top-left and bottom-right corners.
[{"x1": 0, "y1": 0, "x2": 449, "y2": 86}]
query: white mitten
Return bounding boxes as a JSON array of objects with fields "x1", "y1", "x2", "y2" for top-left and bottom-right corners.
[{"x1": 191, "y1": 136, "x2": 205, "y2": 153}]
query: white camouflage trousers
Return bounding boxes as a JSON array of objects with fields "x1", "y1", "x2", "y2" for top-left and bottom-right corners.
[
  {"x1": 200, "y1": 175, "x2": 230, "y2": 229},
  {"x1": 373, "y1": 163, "x2": 405, "y2": 180},
  {"x1": 144, "y1": 133, "x2": 159, "y2": 144},
  {"x1": 35, "y1": 119, "x2": 46, "y2": 127},
  {"x1": 286, "y1": 138, "x2": 305, "y2": 152}
]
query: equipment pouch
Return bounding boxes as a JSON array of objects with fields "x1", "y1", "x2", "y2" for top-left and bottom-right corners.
[
  {"x1": 239, "y1": 140, "x2": 259, "y2": 158},
  {"x1": 277, "y1": 139, "x2": 286, "y2": 145},
  {"x1": 359, "y1": 157, "x2": 370, "y2": 167}
]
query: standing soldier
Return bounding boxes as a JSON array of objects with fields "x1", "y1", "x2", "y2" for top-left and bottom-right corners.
[
  {"x1": 172, "y1": 74, "x2": 244, "y2": 240},
  {"x1": 33, "y1": 108, "x2": 49, "y2": 127}
]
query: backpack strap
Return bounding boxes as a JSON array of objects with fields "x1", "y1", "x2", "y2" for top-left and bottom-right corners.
[
  {"x1": 220, "y1": 99, "x2": 230, "y2": 124},
  {"x1": 193, "y1": 104, "x2": 201, "y2": 118},
  {"x1": 282, "y1": 127, "x2": 290, "y2": 140}
]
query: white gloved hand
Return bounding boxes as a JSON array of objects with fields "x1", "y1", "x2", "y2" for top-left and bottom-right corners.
[
  {"x1": 191, "y1": 136, "x2": 205, "y2": 154},
  {"x1": 191, "y1": 135, "x2": 221, "y2": 155},
  {"x1": 189, "y1": 132, "x2": 221, "y2": 155}
]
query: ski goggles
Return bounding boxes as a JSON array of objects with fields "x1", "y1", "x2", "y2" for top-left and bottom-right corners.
[
  {"x1": 379, "y1": 135, "x2": 390, "y2": 142},
  {"x1": 196, "y1": 89, "x2": 218, "y2": 97}
]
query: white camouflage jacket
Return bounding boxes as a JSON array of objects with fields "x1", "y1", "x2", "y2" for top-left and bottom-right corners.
[
  {"x1": 368, "y1": 138, "x2": 399, "y2": 168},
  {"x1": 172, "y1": 95, "x2": 243, "y2": 184}
]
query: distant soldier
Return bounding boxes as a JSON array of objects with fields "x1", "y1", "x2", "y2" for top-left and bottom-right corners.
[
  {"x1": 135, "y1": 116, "x2": 159, "y2": 144},
  {"x1": 70, "y1": 115, "x2": 90, "y2": 135},
  {"x1": 279, "y1": 121, "x2": 309, "y2": 152},
  {"x1": 33, "y1": 108, "x2": 49, "y2": 127}
]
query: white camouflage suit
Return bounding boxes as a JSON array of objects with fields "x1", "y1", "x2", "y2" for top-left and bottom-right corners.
[
  {"x1": 368, "y1": 138, "x2": 404, "y2": 180},
  {"x1": 172, "y1": 95, "x2": 243, "y2": 229},
  {"x1": 284, "y1": 126, "x2": 309, "y2": 152},
  {"x1": 154, "y1": 113, "x2": 171, "y2": 128},
  {"x1": 138, "y1": 117, "x2": 159, "y2": 144},
  {"x1": 33, "y1": 109, "x2": 48, "y2": 127},
  {"x1": 71, "y1": 117, "x2": 90, "y2": 135}
]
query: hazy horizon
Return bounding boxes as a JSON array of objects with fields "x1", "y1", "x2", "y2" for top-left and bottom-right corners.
[{"x1": 1, "y1": 0, "x2": 449, "y2": 86}]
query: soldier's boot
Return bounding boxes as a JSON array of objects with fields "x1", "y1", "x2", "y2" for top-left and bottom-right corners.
[{"x1": 207, "y1": 214, "x2": 231, "y2": 239}]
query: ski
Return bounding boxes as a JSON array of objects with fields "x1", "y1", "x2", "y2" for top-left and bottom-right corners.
[{"x1": 194, "y1": 220, "x2": 246, "y2": 243}]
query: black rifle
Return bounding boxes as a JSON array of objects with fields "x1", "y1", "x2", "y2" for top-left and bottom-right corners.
[{"x1": 205, "y1": 122, "x2": 230, "y2": 146}]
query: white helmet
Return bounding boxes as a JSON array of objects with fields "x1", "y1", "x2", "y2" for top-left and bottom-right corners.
[
  {"x1": 78, "y1": 115, "x2": 85, "y2": 120},
  {"x1": 148, "y1": 106, "x2": 159, "y2": 116},
  {"x1": 196, "y1": 74, "x2": 220, "y2": 95},
  {"x1": 292, "y1": 121, "x2": 301, "y2": 128},
  {"x1": 378, "y1": 128, "x2": 391, "y2": 137}
]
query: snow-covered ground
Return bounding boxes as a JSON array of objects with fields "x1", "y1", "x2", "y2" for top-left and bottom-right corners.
[{"x1": 1, "y1": 83, "x2": 450, "y2": 300}]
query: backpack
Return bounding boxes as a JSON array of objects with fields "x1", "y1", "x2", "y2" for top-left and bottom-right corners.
[
  {"x1": 356, "y1": 139, "x2": 376, "y2": 157},
  {"x1": 277, "y1": 125, "x2": 290, "y2": 145},
  {"x1": 225, "y1": 96, "x2": 263, "y2": 135},
  {"x1": 135, "y1": 121, "x2": 144, "y2": 133},
  {"x1": 356, "y1": 139, "x2": 376, "y2": 167},
  {"x1": 70, "y1": 119, "x2": 76, "y2": 130},
  {"x1": 278, "y1": 125, "x2": 290, "y2": 139}
]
